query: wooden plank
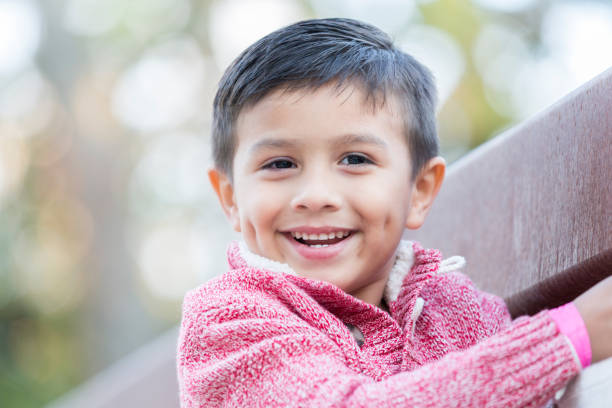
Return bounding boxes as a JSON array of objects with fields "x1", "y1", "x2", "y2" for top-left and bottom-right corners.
[
  {"x1": 409, "y1": 67, "x2": 612, "y2": 299},
  {"x1": 45, "y1": 328, "x2": 179, "y2": 408}
]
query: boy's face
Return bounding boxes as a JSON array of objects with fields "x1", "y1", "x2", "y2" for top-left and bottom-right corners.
[{"x1": 210, "y1": 84, "x2": 444, "y2": 306}]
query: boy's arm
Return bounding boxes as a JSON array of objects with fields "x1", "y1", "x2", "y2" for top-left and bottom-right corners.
[
  {"x1": 177, "y1": 283, "x2": 580, "y2": 408},
  {"x1": 414, "y1": 270, "x2": 589, "y2": 370}
]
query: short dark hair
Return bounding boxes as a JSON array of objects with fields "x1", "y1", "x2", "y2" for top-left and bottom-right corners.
[{"x1": 212, "y1": 18, "x2": 438, "y2": 180}]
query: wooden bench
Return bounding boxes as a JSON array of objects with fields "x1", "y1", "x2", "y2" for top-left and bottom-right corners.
[
  {"x1": 47, "y1": 68, "x2": 612, "y2": 408},
  {"x1": 410, "y1": 66, "x2": 612, "y2": 407}
]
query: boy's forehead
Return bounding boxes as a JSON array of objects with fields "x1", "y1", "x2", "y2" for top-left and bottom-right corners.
[{"x1": 237, "y1": 83, "x2": 406, "y2": 129}]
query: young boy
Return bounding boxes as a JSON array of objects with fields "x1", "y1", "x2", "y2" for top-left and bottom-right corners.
[{"x1": 177, "y1": 18, "x2": 612, "y2": 407}]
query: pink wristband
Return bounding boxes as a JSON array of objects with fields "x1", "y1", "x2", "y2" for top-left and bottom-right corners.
[{"x1": 548, "y1": 302, "x2": 592, "y2": 368}]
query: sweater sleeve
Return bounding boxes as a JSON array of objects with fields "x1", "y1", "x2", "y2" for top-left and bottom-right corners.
[
  {"x1": 548, "y1": 301, "x2": 592, "y2": 368},
  {"x1": 177, "y1": 282, "x2": 581, "y2": 408},
  {"x1": 353, "y1": 311, "x2": 579, "y2": 407}
]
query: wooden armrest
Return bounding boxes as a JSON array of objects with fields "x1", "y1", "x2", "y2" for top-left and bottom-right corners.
[{"x1": 506, "y1": 249, "x2": 612, "y2": 318}]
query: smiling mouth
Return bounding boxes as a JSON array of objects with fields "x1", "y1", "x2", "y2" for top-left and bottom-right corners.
[{"x1": 288, "y1": 231, "x2": 352, "y2": 247}]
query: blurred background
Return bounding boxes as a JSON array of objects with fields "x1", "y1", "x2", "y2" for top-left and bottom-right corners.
[{"x1": 0, "y1": 0, "x2": 611, "y2": 406}]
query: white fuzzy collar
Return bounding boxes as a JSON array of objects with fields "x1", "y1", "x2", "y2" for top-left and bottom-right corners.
[
  {"x1": 237, "y1": 241, "x2": 296, "y2": 275},
  {"x1": 236, "y1": 240, "x2": 415, "y2": 304}
]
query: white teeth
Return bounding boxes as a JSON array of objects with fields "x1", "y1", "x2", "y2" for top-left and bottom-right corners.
[
  {"x1": 311, "y1": 244, "x2": 329, "y2": 248},
  {"x1": 290, "y1": 231, "x2": 351, "y2": 241}
]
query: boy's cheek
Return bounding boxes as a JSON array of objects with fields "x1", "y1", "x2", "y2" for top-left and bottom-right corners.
[{"x1": 234, "y1": 200, "x2": 276, "y2": 237}]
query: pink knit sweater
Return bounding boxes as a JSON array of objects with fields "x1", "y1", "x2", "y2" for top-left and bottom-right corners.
[{"x1": 177, "y1": 241, "x2": 581, "y2": 407}]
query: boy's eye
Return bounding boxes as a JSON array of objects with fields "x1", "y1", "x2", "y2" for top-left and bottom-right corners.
[
  {"x1": 340, "y1": 154, "x2": 373, "y2": 166},
  {"x1": 262, "y1": 159, "x2": 296, "y2": 170}
]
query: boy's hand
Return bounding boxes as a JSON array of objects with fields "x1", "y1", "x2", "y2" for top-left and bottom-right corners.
[{"x1": 574, "y1": 275, "x2": 612, "y2": 364}]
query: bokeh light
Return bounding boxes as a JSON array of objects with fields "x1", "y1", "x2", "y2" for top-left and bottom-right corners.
[
  {"x1": 63, "y1": 0, "x2": 124, "y2": 37},
  {"x1": 0, "y1": 0, "x2": 42, "y2": 78},
  {"x1": 310, "y1": 0, "x2": 418, "y2": 34},
  {"x1": 129, "y1": 131, "x2": 211, "y2": 207},
  {"x1": 137, "y1": 219, "x2": 212, "y2": 300},
  {"x1": 111, "y1": 37, "x2": 207, "y2": 133},
  {"x1": 542, "y1": 1, "x2": 612, "y2": 86},
  {"x1": 397, "y1": 25, "x2": 465, "y2": 106},
  {"x1": 0, "y1": 69, "x2": 57, "y2": 137},
  {"x1": 0, "y1": 134, "x2": 30, "y2": 208},
  {"x1": 473, "y1": 0, "x2": 538, "y2": 13},
  {"x1": 208, "y1": 0, "x2": 305, "y2": 70}
]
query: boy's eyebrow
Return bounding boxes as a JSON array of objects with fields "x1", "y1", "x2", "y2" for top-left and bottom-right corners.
[
  {"x1": 333, "y1": 133, "x2": 388, "y2": 148},
  {"x1": 249, "y1": 138, "x2": 303, "y2": 153},
  {"x1": 248, "y1": 133, "x2": 388, "y2": 154}
]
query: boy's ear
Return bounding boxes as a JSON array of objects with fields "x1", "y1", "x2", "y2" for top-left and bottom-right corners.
[
  {"x1": 208, "y1": 168, "x2": 241, "y2": 232},
  {"x1": 405, "y1": 156, "x2": 446, "y2": 230}
]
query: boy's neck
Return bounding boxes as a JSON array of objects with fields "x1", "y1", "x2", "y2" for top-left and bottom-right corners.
[{"x1": 349, "y1": 274, "x2": 389, "y2": 309}]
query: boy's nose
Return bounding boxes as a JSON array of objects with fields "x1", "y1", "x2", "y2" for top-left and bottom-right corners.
[{"x1": 290, "y1": 176, "x2": 342, "y2": 212}]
